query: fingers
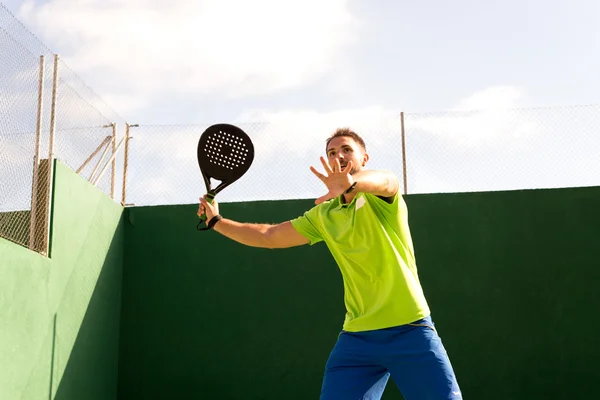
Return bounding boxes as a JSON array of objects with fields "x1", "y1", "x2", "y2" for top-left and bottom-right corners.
[
  {"x1": 313, "y1": 156, "x2": 343, "y2": 180},
  {"x1": 311, "y1": 156, "x2": 351, "y2": 187},
  {"x1": 320, "y1": 156, "x2": 333, "y2": 175},
  {"x1": 310, "y1": 166, "x2": 327, "y2": 182},
  {"x1": 343, "y1": 160, "x2": 353, "y2": 173},
  {"x1": 199, "y1": 198, "x2": 213, "y2": 210},
  {"x1": 197, "y1": 197, "x2": 206, "y2": 216},
  {"x1": 198, "y1": 196, "x2": 215, "y2": 216},
  {"x1": 333, "y1": 158, "x2": 341, "y2": 173}
]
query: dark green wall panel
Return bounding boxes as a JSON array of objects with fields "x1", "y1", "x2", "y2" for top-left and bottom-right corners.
[
  {"x1": 119, "y1": 200, "x2": 348, "y2": 399},
  {"x1": 118, "y1": 185, "x2": 600, "y2": 399},
  {"x1": 406, "y1": 187, "x2": 600, "y2": 399}
]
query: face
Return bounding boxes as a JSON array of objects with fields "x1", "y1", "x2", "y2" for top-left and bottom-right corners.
[{"x1": 326, "y1": 136, "x2": 369, "y2": 175}]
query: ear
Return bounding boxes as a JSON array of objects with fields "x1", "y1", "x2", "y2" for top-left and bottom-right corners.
[{"x1": 362, "y1": 153, "x2": 369, "y2": 166}]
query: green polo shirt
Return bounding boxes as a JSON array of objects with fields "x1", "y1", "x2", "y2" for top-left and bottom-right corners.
[{"x1": 290, "y1": 191, "x2": 430, "y2": 332}]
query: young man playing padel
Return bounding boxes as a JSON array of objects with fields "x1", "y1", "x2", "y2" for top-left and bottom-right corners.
[{"x1": 198, "y1": 127, "x2": 462, "y2": 399}]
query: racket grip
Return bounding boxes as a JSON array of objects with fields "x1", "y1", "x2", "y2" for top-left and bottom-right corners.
[{"x1": 198, "y1": 193, "x2": 215, "y2": 222}]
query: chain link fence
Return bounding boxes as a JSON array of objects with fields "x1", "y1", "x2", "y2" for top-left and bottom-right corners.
[
  {"x1": 1, "y1": 5, "x2": 53, "y2": 253},
  {"x1": 122, "y1": 105, "x2": 600, "y2": 207},
  {"x1": 53, "y1": 60, "x2": 126, "y2": 200},
  {"x1": 0, "y1": 4, "x2": 126, "y2": 255},
  {"x1": 404, "y1": 104, "x2": 600, "y2": 194},
  {"x1": 3, "y1": 3, "x2": 600, "y2": 253},
  {"x1": 123, "y1": 112, "x2": 404, "y2": 207}
]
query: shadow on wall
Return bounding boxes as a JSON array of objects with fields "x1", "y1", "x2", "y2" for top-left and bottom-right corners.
[{"x1": 52, "y1": 227, "x2": 123, "y2": 400}]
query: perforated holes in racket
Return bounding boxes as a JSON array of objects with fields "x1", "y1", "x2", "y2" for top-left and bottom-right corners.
[
  {"x1": 206, "y1": 133, "x2": 222, "y2": 167},
  {"x1": 205, "y1": 130, "x2": 249, "y2": 170}
]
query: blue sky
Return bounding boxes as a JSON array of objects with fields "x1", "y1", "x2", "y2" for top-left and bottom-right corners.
[{"x1": 2, "y1": 0, "x2": 600, "y2": 206}]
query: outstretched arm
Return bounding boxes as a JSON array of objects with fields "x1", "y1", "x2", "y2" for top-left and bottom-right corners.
[
  {"x1": 350, "y1": 169, "x2": 399, "y2": 198},
  {"x1": 198, "y1": 197, "x2": 309, "y2": 249},
  {"x1": 310, "y1": 157, "x2": 400, "y2": 204}
]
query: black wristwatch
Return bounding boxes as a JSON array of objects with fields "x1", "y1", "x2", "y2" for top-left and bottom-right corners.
[
  {"x1": 207, "y1": 215, "x2": 223, "y2": 229},
  {"x1": 344, "y1": 182, "x2": 357, "y2": 194}
]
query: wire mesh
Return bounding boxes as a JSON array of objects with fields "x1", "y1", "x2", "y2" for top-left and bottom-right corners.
[
  {"x1": 123, "y1": 103, "x2": 600, "y2": 207},
  {"x1": 0, "y1": 4, "x2": 126, "y2": 254},
  {"x1": 2, "y1": 3, "x2": 600, "y2": 252},
  {"x1": 404, "y1": 104, "x2": 600, "y2": 194},
  {"x1": 53, "y1": 60, "x2": 123, "y2": 199},
  {"x1": 0, "y1": 7, "x2": 51, "y2": 249},
  {"x1": 124, "y1": 112, "x2": 402, "y2": 207}
]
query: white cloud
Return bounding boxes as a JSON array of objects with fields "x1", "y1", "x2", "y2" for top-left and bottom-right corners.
[
  {"x1": 234, "y1": 105, "x2": 400, "y2": 158},
  {"x1": 99, "y1": 94, "x2": 146, "y2": 116},
  {"x1": 452, "y1": 86, "x2": 522, "y2": 111},
  {"x1": 407, "y1": 86, "x2": 541, "y2": 149},
  {"x1": 18, "y1": 0, "x2": 356, "y2": 112}
]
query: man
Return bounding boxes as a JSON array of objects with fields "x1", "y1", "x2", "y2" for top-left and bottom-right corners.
[{"x1": 198, "y1": 127, "x2": 462, "y2": 399}]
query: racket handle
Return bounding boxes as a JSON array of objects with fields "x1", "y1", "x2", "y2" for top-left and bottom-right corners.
[{"x1": 197, "y1": 193, "x2": 215, "y2": 227}]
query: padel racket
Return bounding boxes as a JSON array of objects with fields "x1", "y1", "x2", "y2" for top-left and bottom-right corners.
[{"x1": 196, "y1": 123, "x2": 254, "y2": 230}]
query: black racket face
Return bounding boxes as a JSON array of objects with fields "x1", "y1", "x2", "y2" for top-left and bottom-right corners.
[{"x1": 197, "y1": 124, "x2": 254, "y2": 191}]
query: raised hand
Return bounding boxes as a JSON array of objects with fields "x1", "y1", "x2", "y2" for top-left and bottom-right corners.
[{"x1": 310, "y1": 156, "x2": 354, "y2": 205}]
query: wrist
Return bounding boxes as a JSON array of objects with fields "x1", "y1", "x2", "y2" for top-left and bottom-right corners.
[
  {"x1": 344, "y1": 181, "x2": 357, "y2": 194},
  {"x1": 207, "y1": 215, "x2": 223, "y2": 230}
]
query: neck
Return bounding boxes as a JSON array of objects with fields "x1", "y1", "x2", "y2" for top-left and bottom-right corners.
[{"x1": 342, "y1": 192, "x2": 357, "y2": 204}]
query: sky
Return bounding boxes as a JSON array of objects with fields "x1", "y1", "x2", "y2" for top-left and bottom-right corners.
[{"x1": 1, "y1": 0, "x2": 600, "y2": 207}]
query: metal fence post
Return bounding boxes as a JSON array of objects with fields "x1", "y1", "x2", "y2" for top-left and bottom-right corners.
[
  {"x1": 121, "y1": 123, "x2": 137, "y2": 206},
  {"x1": 29, "y1": 55, "x2": 45, "y2": 250},
  {"x1": 400, "y1": 111, "x2": 408, "y2": 195},
  {"x1": 111, "y1": 123, "x2": 117, "y2": 199},
  {"x1": 42, "y1": 53, "x2": 59, "y2": 255}
]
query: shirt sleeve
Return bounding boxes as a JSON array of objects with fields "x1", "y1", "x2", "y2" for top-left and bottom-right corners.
[
  {"x1": 364, "y1": 191, "x2": 402, "y2": 216},
  {"x1": 290, "y1": 206, "x2": 324, "y2": 246}
]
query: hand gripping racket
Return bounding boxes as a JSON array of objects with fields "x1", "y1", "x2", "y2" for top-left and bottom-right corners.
[{"x1": 196, "y1": 123, "x2": 255, "y2": 230}]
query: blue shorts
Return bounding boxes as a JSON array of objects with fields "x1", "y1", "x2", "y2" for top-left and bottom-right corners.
[{"x1": 320, "y1": 316, "x2": 462, "y2": 400}]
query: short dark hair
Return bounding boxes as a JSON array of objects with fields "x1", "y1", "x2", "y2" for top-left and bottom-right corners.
[{"x1": 325, "y1": 127, "x2": 367, "y2": 153}]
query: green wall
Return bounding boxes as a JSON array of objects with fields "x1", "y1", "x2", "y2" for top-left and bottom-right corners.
[
  {"x1": 407, "y1": 187, "x2": 600, "y2": 399},
  {"x1": 118, "y1": 186, "x2": 600, "y2": 399},
  {"x1": 118, "y1": 200, "x2": 345, "y2": 399},
  {"x1": 3, "y1": 164, "x2": 599, "y2": 400},
  {"x1": 0, "y1": 161, "x2": 124, "y2": 400}
]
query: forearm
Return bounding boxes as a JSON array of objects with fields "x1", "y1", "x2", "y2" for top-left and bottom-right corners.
[
  {"x1": 212, "y1": 218, "x2": 274, "y2": 248},
  {"x1": 352, "y1": 170, "x2": 399, "y2": 197}
]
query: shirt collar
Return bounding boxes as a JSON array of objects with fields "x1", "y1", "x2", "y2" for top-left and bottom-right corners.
[{"x1": 334, "y1": 193, "x2": 359, "y2": 210}]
